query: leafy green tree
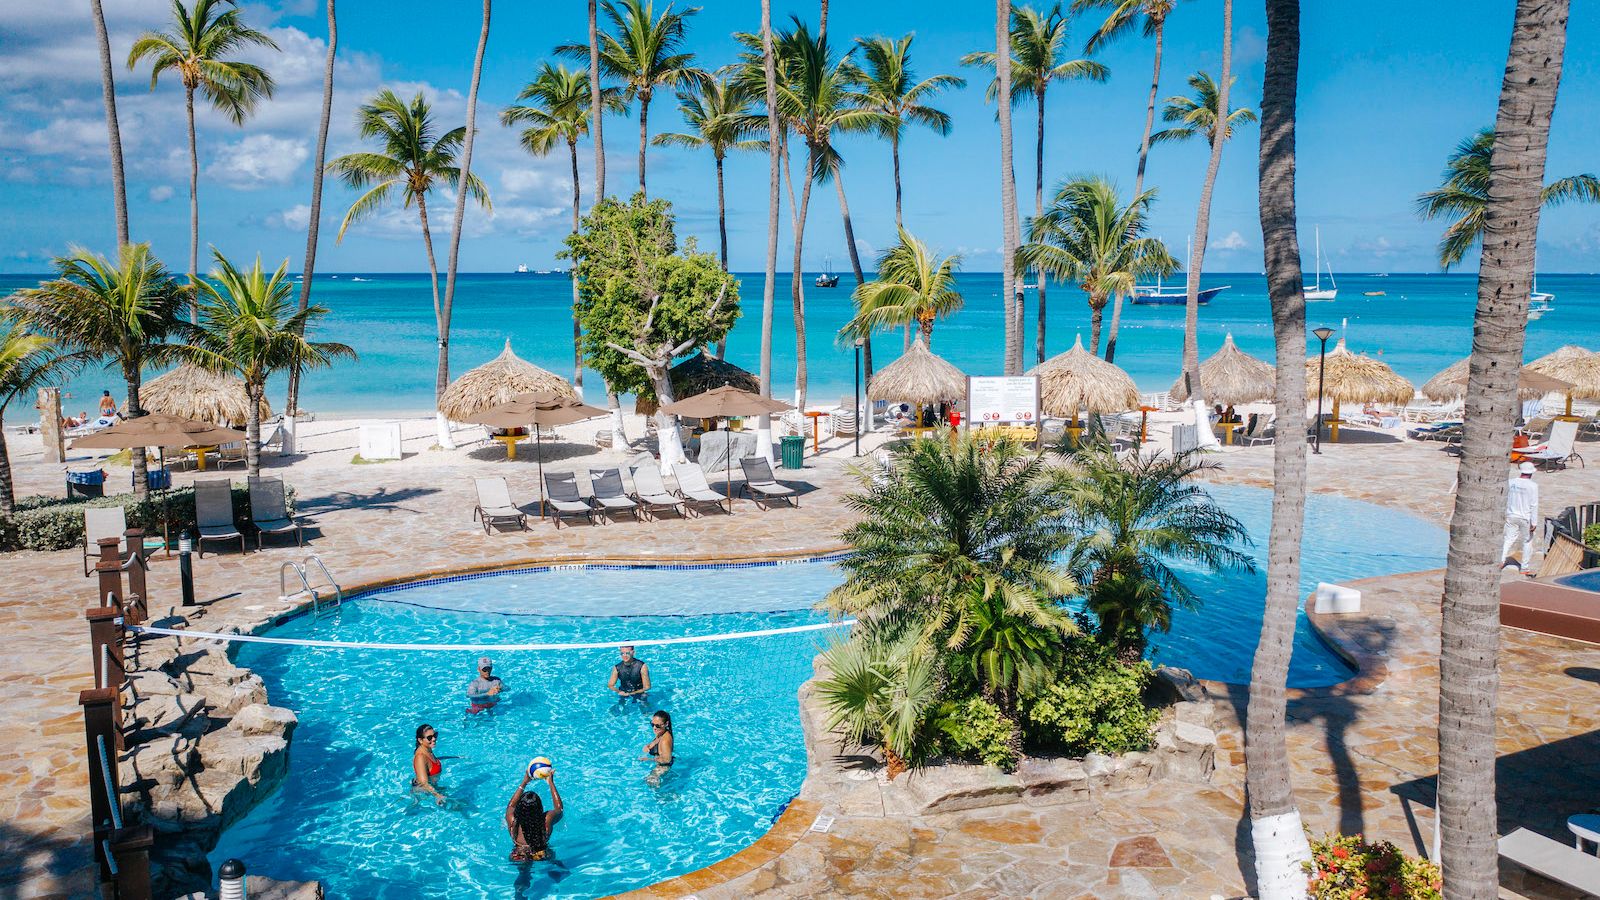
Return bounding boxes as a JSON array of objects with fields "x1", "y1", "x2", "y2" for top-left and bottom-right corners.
[
  {"x1": 1148, "y1": 70, "x2": 1256, "y2": 147},
  {"x1": 562, "y1": 194, "x2": 738, "y2": 468},
  {"x1": 184, "y1": 251, "x2": 355, "y2": 476},
  {"x1": 815, "y1": 636, "x2": 941, "y2": 779},
  {"x1": 0, "y1": 319, "x2": 77, "y2": 511},
  {"x1": 7, "y1": 244, "x2": 188, "y2": 496},
  {"x1": 840, "y1": 229, "x2": 963, "y2": 347}
]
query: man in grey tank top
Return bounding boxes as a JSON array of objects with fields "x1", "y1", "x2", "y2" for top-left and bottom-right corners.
[{"x1": 607, "y1": 645, "x2": 651, "y2": 702}]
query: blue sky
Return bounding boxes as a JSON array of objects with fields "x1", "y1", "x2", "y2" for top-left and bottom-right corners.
[{"x1": 1, "y1": 0, "x2": 1597, "y2": 274}]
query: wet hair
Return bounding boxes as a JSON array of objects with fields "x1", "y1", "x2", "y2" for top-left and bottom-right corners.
[
  {"x1": 652, "y1": 710, "x2": 672, "y2": 732},
  {"x1": 513, "y1": 790, "x2": 549, "y2": 854},
  {"x1": 415, "y1": 723, "x2": 435, "y2": 746}
]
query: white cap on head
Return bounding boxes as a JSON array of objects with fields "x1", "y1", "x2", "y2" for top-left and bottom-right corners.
[
  {"x1": 1519, "y1": 461, "x2": 1536, "y2": 475},
  {"x1": 478, "y1": 656, "x2": 492, "y2": 670}
]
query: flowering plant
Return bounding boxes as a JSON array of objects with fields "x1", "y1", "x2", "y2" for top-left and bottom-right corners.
[{"x1": 1304, "y1": 833, "x2": 1442, "y2": 899}]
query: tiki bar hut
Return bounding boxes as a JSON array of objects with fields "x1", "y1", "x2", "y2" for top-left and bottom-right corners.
[
  {"x1": 1527, "y1": 345, "x2": 1600, "y2": 415},
  {"x1": 1305, "y1": 339, "x2": 1415, "y2": 441},
  {"x1": 438, "y1": 340, "x2": 576, "y2": 424},
  {"x1": 139, "y1": 364, "x2": 268, "y2": 426},
  {"x1": 1169, "y1": 334, "x2": 1275, "y2": 405},
  {"x1": 1028, "y1": 336, "x2": 1140, "y2": 442},
  {"x1": 867, "y1": 337, "x2": 966, "y2": 409},
  {"x1": 1420, "y1": 355, "x2": 1572, "y2": 403},
  {"x1": 635, "y1": 351, "x2": 761, "y2": 417}
]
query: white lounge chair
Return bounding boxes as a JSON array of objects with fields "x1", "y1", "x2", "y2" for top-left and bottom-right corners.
[
  {"x1": 470, "y1": 476, "x2": 528, "y2": 534},
  {"x1": 629, "y1": 463, "x2": 686, "y2": 520},
  {"x1": 193, "y1": 479, "x2": 245, "y2": 557},
  {"x1": 740, "y1": 456, "x2": 799, "y2": 509},
  {"x1": 1498, "y1": 828, "x2": 1600, "y2": 896},
  {"x1": 249, "y1": 476, "x2": 305, "y2": 547},
  {"x1": 542, "y1": 471, "x2": 596, "y2": 529},
  {"x1": 82, "y1": 505, "x2": 128, "y2": 577},
  {"x1": 588, "y1": 467, "x2": 640, "y2": 522},
  {"x1": 1527, "y1": 419, "x2": 1584, "y2": 469},
  {"x1": 673, "y1": 462, "x2": 730, "y2": 516}
]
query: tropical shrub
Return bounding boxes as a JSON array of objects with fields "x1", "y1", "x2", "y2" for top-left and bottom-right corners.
[
  {"x1": 1582, "y1": 521, "x2": 1600, "y2": 550},
  {"x1": 0, "y1": 485, "x2": 291, "y2": 552},
  {"x1": 1303, "y1": 833, "x2": 1442, "y2": 899},
  {"x1": 814, "y1": 637, "x2": 941, "y2": 780},
  {"x1": 1020, "y1": 634, "x2": 1161, "y2": 756},
  {"x1": 935, "y1": 696, "x2": 1020, "y2": 771}
]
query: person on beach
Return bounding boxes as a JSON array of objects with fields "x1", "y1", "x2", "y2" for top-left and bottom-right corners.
[
  {"x1": 641, "y1": 710, "x2": 674, "y2": 786},
  {"x1": 607, "y1": 645, "x2": 650, "y2": 702},
  {"x1": 1502, "y1": 461, "x2": 1539, "y2": 575},
  {"x1": 506, "y1": 770, "x2": 563, "y2": 861},
  {"x1": 412, "y1": 724, "x2": 448, "y2": 805},
  {"x1": 467, "y1": 657, "x2": 504, "y2": 713},
  {"x1": 98, "y1": 390, "x2": 118, "y2": 418}
]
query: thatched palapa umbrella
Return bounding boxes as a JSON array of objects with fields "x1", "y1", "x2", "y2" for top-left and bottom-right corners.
[
  {"x1": 1305, "y1": 339, "x2": 1415, "y2": 441},
  {"x1": 140, "y1": 364, "x2": 268, "y2": 426},
  {"x1": 867, "y1": 336, "x2": 966, "y2": 407},
  {"x1": 1169, "y1": 334, "x2": 1275, "y2": 405},
  {"x1": 1028, "y1": 336, "x2": 1140, "y2": 431},
  {"x1": 635, "y1": 351, "x2": 760, "y2": 417},
  {"x1": 438, "y1": 340, "x2": 576, "y2": 423},
  {"x1": 1527, "y1": 345, "x2": 1600, "y2": 415},
  {"x1": 1420, "y1": 355, "x2": 1572, "y2": 403}
]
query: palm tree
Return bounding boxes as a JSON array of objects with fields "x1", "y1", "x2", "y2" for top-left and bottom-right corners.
[
  {"x1": 186, "y1": 251, "x2": 354, "y2": 476},
  {"x1": 1059, "y1": 444, "x2": 1252, "y2": 663},
  {"x1": 841, "y1": 229, "x2": 963, "y2": 346},
  {"x1": 1417, "y1": 126, "x2": 1599, "y2": 269},
  {"x1": 328, "y1": 90, "x2": 489, "y2": 445},
  {"x1": 588, "y1": 0, "x2": 607, "y2": 199},
  {"x1": 1022, "y1": 176, "x2": 1177, "y2": 355},
  {"x1": 815, "y1": 636, "x2": 941, "y2": 780},
  {"x1": 1075, "y1": 0, "x2": 1180, "y2": 203},
  {"x1": 1149, "y1": 71, "x2": 1256, "y2": 147},
  {"x1": 1176, "y1": 0, "x2": 1233, "y2": 404},
  {"x1": 757, "y1": 0, "x2": 781, "y2": 460},
  {"x1": 505, "y1": 64, "x2": 622, "y2": 388},
  {"x1": 0, "y1": 320, "x2": 77, "y2": 512},
  {"x1": 558, "y1": 0, "x2": 701, "y2": 196},
  {"x1": 1437, "y1": 3, "x2": 1572, "y2": 896},
  {"x1": 7, "y1": 244, "x2": 187, "y2": 496},
  {"x1": 90, "y1": 0, "x2": 129, "y2": 247},
  {"x1": 285, "y1": 0, "x2": 337, "y2": 444},
  {"x1": 652, "y1": 73, "x2": 765, "y2": 272},
  {"x1": 1246, "y1": 0, "x2": 1315, "y2": 892},
  {"x1": 852, "y1": 34, "x2": 966, "y2": 231},
  {"x1": 962, "y1": 4, "x2": 1107, "y2": 365},
  {"x1": 996, "y1": 0, "x2": 1023, "y2": 376},
  {"x1": 128, "y1": 0, "x2": 277, "y2": 285}
]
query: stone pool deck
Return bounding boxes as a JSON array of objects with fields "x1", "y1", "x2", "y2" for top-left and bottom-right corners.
[{"x1": 4, "y1": 417, "x2": 1599, "y2": 898}]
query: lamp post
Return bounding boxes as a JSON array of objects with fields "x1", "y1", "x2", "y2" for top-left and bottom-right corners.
[
  {"x1": 853, "y1": 337, "x2": 864, "y2": 457},
  {"x1": 1312, "y1": 327, "x2": 1335, "y2": 454}
]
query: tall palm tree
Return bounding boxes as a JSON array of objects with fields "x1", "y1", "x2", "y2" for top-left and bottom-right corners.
[
  {"x1": 963, "y1": 4, "x2": 1107, "y2": 366},
  {"x1": 841, "y1": 229, "x2": 963, "y2": 347},
  {"x1": 1417, "y1": 126, "x2": 1598, "y2": 269},
  {"x1": 653, "y1": 73, "x2": 765, "y2": 272},
  {"x1": 186, "y1": 251, "x2": 354, "y2": 476},
  {"x1": 285, "y1": 0, "x2": 337, "y2": 445},
  {"x1": 996, "y1": 0, "x2": 1023, "y2": 376},
  {"x1": 505, "y1": 64, "x2": 622, "y2": 388},
  {"x1": 8, "y1": 244, "x2": 187, "y2": 496},
  {"x1": 128, "y1": 0, "x2": 277, "y2": 286},
  {"x1": 1176, "y1": 0, "x2": 1232, "y2": 405},
  {"x1": 1075, "y1": 0, "x2": 1179, "y2": 202},
  {"x1": 757, "y1": 0, "x2": 781, "y2": 460},
  {"x1": 1246, "y1": 0, "x2": 1314, "y2": 893},
  {"x1": 1148, "y1": 71, "x2": 1256, "y2": 147},
  {"x1": 328, "y1": 90, "x2": 490, "y2": 444},
  {"x1": 1022, "y1": 176, "x2": 1176, "y2": 355},
  {"x1": 852, "y1": 34, "x2": 966, "y2": 231},
  {"x1": 0, "y1": 320, "x2": 77, "y2": 512},
  {"x1": 558, "y1": 0, "x2": 701, "y2": 196},
  {"x1": 90, "y1": 0, "x2": 129, "y2": 247},
  {"x1": 1437, "y1": 2, "x2": 1571, "y2": 896},
  {"x1": 589, "y1": 0, "x2": 606, "y2": 200}
]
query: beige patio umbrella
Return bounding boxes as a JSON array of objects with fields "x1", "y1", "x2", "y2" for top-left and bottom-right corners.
[
  {"x1": 73, "y1": 412, "x2": 247, "y2": 450},
  {"x1": 635, "y1": 351, "x2": 760, "y2": 417},
  {"x1": 1305, "y1": 339, "x2": 1415, "y2": 441},
  {"x1": 1527, "y1": 345, "x2": 1600, "y2": 415},
  {"x1": 1029, "y1": 335, "x2": 1140, "y2": 418},
  {"x1": 1169, "y1": 334, "x2": 1275, "y2": 405},
  {"x1": 1420, "y1": 356, "x2": 1572, "y2": 402},
  {"x1": 437, "y1": 340, "x2": 576, "y2": 423},
  {"x1": 463, "y1": 392, "x2": 606, "y2": 517},
  {"x1": 140, "y1": 364, "x2": 269, "y2": 425},
  {"x1": 661, "y1": 386, "x2": 792, "y2": 508},
  {"x1": 867, "y1": 336, "x2": 967, "y2": 407}
]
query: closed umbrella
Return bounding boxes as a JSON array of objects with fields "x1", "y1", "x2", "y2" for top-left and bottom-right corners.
[
  {"x1": 660, "y1": 386, "x2": 792, "y2": 510},
  {"x1": 464, "y1": 392, "x2": 605, "y2": 518}
]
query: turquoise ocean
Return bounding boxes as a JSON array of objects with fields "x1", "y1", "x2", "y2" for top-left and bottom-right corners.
[{"x1": 5, "y1": 271, "x2": 1600, "y2": 416}]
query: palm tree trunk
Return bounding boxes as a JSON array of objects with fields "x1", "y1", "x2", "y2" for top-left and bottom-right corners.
[
  {"x1": 246, "y1": 383, "x2": 262, "y2": 477},
  {"x1": 1105, "y1": 294, "x2": 1125, "y2": 363},
  {"x1": 758, "y1": 0, "x2": 781, "y2": 458},
  {"x1": 792, "y1": 146, "x2": 817, "y2": 412},
  {"x1": 125, "y1": 362, "x2": 148, "y2": 497},
  {"x1": 417, "y1": 194, "x2": 447, "y2": 446},
  {"x1": 996, "y1": 0, "x2": 1021, "y2": 376},
  {"x1": 90, "y1": 0, "x2": 128, "y2": 247},
  {"x1": 638, "y1": 92, "x2": 650, "y2": 195},
  {"x1": 892, "y1": 132, "x2": 904, "y2": 230},
  {"x1": 438, "y1": 0, "x2": 491, "y2": 451},
  {"x1": 1439, "y1": 3, "x2": 1568, "y2": 896},
  {"x1": 0, "y1": 412, "x2": 16, "y2": 513},
  {"x1": 1181, "y1": 1, "x2": 1231, "y2": 402},
  {"x1": 1035, "y1": 88, "x2": 1047, "y2": 366},
  {"x1": 286, "y1": 0, "x2": 337, "y2": 442},
  {"x1": 569, "y1": 138, "x2": 584, "y2": 388},
  {"x1": 589, "y1": 0, "x2": 605, "y2": 200},
  {"x1": 834, "y1": 170, "x2": 874, "y2": 386},
  {"x1": 185, "y1": 85, "x2": 199, "y2": 323},
  {"x1": 1246, "y1": 2, "x2": 1313, "y2": 895},
  {"x1": 1110, "y1": 18, "x2": 1167, "y2": 364},
  {"x1": 715, "y1": 154, "x2": 729, "y2": 359},
  {"x1": 819, "y1": 0, "x2": 829, "y2": 38},
  {"x1": 1089, "y1": 301, "x2": 1103, "y2": 356}
]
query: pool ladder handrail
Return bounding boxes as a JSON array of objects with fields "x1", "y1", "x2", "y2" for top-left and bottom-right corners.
[{"x1": 279, "y1": 554, "x2": 344, "y2": 616}]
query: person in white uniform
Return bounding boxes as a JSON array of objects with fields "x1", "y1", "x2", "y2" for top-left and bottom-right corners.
[{"x1": 1502, "y1": 461, "x2": 1540, "y2": 574}]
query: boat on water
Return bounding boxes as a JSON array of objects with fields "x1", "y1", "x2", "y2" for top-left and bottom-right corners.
[
  {"x1": 515, "y1": 264, "x2": 530, "y2": 274},
  {"x1": 1364, "y1": 291, "x2": 1385, "y2": 296},
  {"x1": 1528, "y1": 288, "x2": 1554, "y2": 321},
  {"x1": 1304, "y1": 226, "x2": 1337, "y2": 301},
  {"x1": 814, "y1": 256, "x2": 840, "y2": 288},
  {"x1": 1130, "y1": 284, "x2": 1229, "y2": 306}
]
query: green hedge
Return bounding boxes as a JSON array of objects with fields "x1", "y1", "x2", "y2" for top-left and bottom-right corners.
[{"x1": 0, "y1": 485, "x2": 295, "y2": 552}]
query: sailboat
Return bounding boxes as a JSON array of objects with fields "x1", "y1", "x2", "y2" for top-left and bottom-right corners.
[
  {"x1": 1528, "y1": 275, "x2": 1554, "y2": 321},
  {"x1": 1304, "y1": 226, "x2": 1337, "y2": 301},
  {"x1": 814, "y1": 256, "x2": 840, "y2": 288},
  {"x1": 1132, "y1": 236, "x2": 1230, "y2": 305}
]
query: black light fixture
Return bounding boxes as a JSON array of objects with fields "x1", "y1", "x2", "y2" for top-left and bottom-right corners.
[
  {"x1": 1312, "y1": 327, "x2": 1335, "y2": 454},
  {"x1": 853, "y1": 337, "x2": 864, "y2": 457}
]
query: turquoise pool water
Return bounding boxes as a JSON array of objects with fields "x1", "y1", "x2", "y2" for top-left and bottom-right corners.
[{"x1": 208, "y1": 486, "x2": 1445, "y2": 897}]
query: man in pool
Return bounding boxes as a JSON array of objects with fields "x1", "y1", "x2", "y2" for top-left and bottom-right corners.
[
  {"x1": 467, "y1": 657, "x2": 504, "y2": 713},
  {"x1": 607, "y1": 645, "x2": 650, "y2": 703}
]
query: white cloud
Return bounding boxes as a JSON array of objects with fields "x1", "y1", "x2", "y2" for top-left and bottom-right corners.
[
  {"x1": 266, "y1": 204, "x2": 311, "y2": 230},
  {"x1": 208, "y1": 134, "x2": 309, "y2": 187},
  {"x1": 148, "y1": 184, "x2": 174, "y2": 202},
  {"x1": 1216, "y1": 230, "x2": 1249, "y2": 251}
]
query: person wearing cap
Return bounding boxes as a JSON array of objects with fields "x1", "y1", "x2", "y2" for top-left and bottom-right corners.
[
  {"x1": 467, "y1": 657, "x2": 504, "y2": 713},
  {"x1": 1502, "y1": 461, "x2": 1540, "y2": 575}
]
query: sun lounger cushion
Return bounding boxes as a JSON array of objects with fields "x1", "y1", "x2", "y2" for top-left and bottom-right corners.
[
  {"x1": 740, "y1": 457, "x2": 796, "y2": 496},
  {"x1": 543, "y1": 472, "x2": 593, "y2": 513}
]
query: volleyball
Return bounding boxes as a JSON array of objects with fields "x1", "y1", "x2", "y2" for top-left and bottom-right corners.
[{"x1": 527, "y1": 757, "x2": 554, "y2": 780}]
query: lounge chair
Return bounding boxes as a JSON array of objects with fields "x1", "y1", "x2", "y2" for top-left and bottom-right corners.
[
  {"x1": 1243, "y1": 416, "x2": 1277, "y2": 447},
  {"x1": 587, "y1": 468, "x2": 640, "y2": 522},
  {"x1": 739, "y1": 456, "x2": 799, "y2": 509},
  {"x1": 629, "y1": 463, "x2": 686, "y2": 520},
  {"x1": 1536, "y1": 533, "x2": 1589, "y2": 579},
  {"x1": 673, "y1": 462, "x2": 731, "y2": 516},
  {"x1": 249, "y1": 476, "x2": 305, "y2": 548},
  {"x1": 1527, "y1": 419, "x2": 1584, "y2": 470},
  {"x1": 470, "y1": 476, "x2": 527, "y2": 534},
  {"x1": 82, "y1": 505, "x2": 129, "y2": 577},
  {"x1": 542, "y1": 471, "x2": 596, "y2": 529},
  {"x1": 193, "y1": 479, "x2": 245, "y2": 557},
  {"x1": 1498, "y1": 828, "x2": 1600, "y2": 896}
]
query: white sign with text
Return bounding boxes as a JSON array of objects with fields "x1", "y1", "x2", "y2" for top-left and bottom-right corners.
[{"x1": 967, "y1": 376, "x2": 1039, "y2": 424}]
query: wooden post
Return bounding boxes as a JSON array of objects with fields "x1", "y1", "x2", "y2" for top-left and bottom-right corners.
[
  {"x1": 79, "y1": 686, "x2": 122, "y2": 883},
  {"x1": 96, "y1": 538, "x2": 123, "y2": 607},
  {"x1": 108, "y1": 825, "x2": 155, "y2": 900},
  {"x1": 37, "y1": 387, "x2": 65, "y2": 463},
  {"x1": 123, "y1": 528, "x2": 147, "y2": 625},
  {"x1": 85, "y1": 607, "x2": 125, "y2": 697}
]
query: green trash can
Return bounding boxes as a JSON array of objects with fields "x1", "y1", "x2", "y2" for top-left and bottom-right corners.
[{"x1": 779, "y1": 434, "x2": 806, "y2": 470}]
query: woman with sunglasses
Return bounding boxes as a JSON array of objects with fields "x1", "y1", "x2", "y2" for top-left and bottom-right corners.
[
  {"x1": 412, "y1": 723, "x2": 447, "y2": 806},
  {"x1": 640, "y1": 710, "x2": 674, "y2": 786}
]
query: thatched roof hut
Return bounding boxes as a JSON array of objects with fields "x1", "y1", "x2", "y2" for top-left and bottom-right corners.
[
  {"x1": 139, "y1": 364, "x2": 268, "y2": 425},
  {"x1": 438, "y1": 340, "x2": 576, "y2": 421},
  {"x1": 1169, "y1": 334, "x2": 1275, "y2": 405},
  {"x1": 1528, "y1": 345, "x2": 1600, "y2": 400},
  {"x1": 1420, "y1": 355, "x2": 1572, "y2": 402},
  {"x1": 1028, "y1": 335, "x2": 1140, "y2": 416},
  {"x1": 1305, "y1": 339, "x2": 1415, "y2": 406},
  {"x1": 867, "y1": 337, "x2": 966, "y2": 405},
  {"x1": 636, "y1": 351, "x2": 761, "y2": 416}
]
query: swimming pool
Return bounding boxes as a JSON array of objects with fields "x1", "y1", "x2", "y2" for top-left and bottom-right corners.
[{"x1": 207, "y1": 486, "x2": 1445, "y2": 897}]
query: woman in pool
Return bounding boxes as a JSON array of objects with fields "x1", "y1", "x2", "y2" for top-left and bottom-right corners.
[
  {"x1": 506, "y1": 770, "x2": 563, "y2": 861},
  {"x1": 640, "y1": 710, "x2": 674, "y2": 786},
  {"x1": 412, "y1": 724, "x2": 447, "y2": 805}
]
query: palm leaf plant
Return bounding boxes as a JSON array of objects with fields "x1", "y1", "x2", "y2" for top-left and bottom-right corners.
[
  {"x1": 815, "y1": 636, "x2": 941, "y2": 779},
  {"x1": 0, "y1": 318, "x2": 79, "y2": 511},
  {"x1": 840, "y1": 229, "x2": 963, "y2": 347}
]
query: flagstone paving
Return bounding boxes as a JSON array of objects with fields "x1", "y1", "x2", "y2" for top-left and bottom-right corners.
[{"x1": 4, "y1": 418, "x2": 1599, "y2": 898}]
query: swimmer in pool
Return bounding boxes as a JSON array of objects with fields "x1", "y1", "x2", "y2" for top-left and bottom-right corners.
[
  {"x1": 607, "y1": 645, "x2": 650, "y2": 703},
  {"x1": 506, "y1": 770, "x2": 563, "y2": 862},
  {"x1": 412, "y1": 724, "x2": 447, "y2": 805},
  {"x1": 640, "y1": 710, "x2": 674, "y2": 786},
  {"x1": 467, "y1": 656, "x2": 504, "y2": 713}
]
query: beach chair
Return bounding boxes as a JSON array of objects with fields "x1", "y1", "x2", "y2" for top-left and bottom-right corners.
[
  {"x1": 82, "y1": 505, "x2": 129, "y2": 577},
  {"x1": 629, "y1": 463, "x2": 686, "y2": 520},
  {"x1": 249, "y1": 476, "x2": 305, "y2": 548},
  {"x1": 470, "y1": 476, "x2": 528, "y2": 534},
  {"x1": 1527, "y1": 419, "x2": 1584, "y2": 470},
  {"x1": 1243, "y1": 416, "x2": 1277, "y2": 447},
  {"x1": 1498, "y1": 828, "x2": 1600, "y2": 896},
  {"x1": 739, "y1": 456, "x2": 799, "y2": 509},
  {"x1": 587, "y1": 468, "x2": 640, "y2": 522},
  {"x1": 193, "y1": 479, "x2": 245, "y2": 557},
  {"x1": 542, "y1": 471, "x2": 596, "y2": 529},
  {"x1": 673, "y1": 462, "x2": 731, "y2": 516}
]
